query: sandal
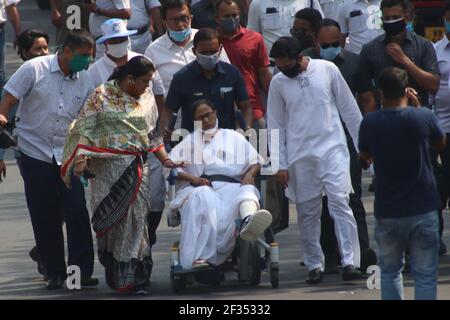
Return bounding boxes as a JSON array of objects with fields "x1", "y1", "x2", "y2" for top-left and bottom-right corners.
[{"x1": 192, "y1": 259, "x2": 210, "y2": 270}]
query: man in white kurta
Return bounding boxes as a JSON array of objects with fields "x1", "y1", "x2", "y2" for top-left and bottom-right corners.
[
  {"x1": 169, "y1": 124, "x2": 268, "y2": 270},
  {"x1": 267, "y1": 36, "x2": 362, "y2": 283}
]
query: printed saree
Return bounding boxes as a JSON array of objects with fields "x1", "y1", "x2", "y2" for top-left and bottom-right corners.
[{"x1": 62, "y1": 81, "x2": 163, "y2": 293}]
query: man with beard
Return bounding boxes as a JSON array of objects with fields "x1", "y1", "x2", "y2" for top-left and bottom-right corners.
[{"x1": 267, "y1": 36, "x2": 363, "y2": 284}]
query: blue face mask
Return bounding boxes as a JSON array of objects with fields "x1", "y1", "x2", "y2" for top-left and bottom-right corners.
[
  {"x1": 406, "y1": 22, "x2": 414, "y2": 33},
  {"x1": 445, "y1": 20, "x2": 450, "y2": 34},
  {"x1": 320, "y1": 46, "x2": 341, "y2": 61},
  {"x1": 168, "y1": 27, "x2": 192, "y2": 42}
]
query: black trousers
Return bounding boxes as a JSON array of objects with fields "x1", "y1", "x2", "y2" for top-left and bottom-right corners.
[
  {"x1": 320, "y1": 128, "x2": 370, "y2": 265},
  {"x1": 20, "y1": 152, "x2": 94, "y2": 279}
]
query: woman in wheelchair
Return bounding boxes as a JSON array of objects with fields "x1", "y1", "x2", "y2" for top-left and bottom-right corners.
[{"x1": 168, "y1": 100, "x2": 273, "y2": 270}]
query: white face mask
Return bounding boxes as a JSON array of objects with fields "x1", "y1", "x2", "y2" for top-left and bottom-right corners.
[{"x1": 106, "y1": 40, "x2": 129, "y2": 58}]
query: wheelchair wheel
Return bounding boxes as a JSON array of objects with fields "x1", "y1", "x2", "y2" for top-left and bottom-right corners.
[
  {"x1": 248, "y1": 241, "x2": 261, "y2": 286},
  {"x1": 269, "y1": 264, "x2": 279, "y2": 288},
  {"x1": 170, "y1": 269, "x2": 186, "y2": 293}
]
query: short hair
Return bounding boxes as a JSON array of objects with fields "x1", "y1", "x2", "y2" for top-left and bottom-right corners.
[
  {"x1": 378, "y1": 67, "x2": 409, "y2": 100},
  {"x1": 294, "y1": 8, "x2": 323, "y2": 33},
  {"x1": 62, "y1": 29, "x2": 94, "y2": 51},
  {"x1": 380, "y1": 0, "x2": 408, "y2": 12},
  {"x1": 215, "y1": 0, "x2": 239, "y2": 15},
  {"x1": 270, "y1": 37, "x2": 301, "y2": 60},
  {"x1": 16, "y1": 29, "x2": 49, "y2": 61},
  {"x1": 193, "y1": 28, "x2": 219, "y2": 48},
  {"x1": 191, "y1": 99, "x2": 217, "y2": 119},
  {"x1": 315, "y1": 18, "x2": 341, "y2": 36},
  {"x1": 445, "y1": 0, "x2": 450, "y2": 13},
  {"x1": 109, "y1": 56, "x2": 156, "y2": 81},
  {"x1": 161, "y1": 0, "x2": 190, "y2": 20}
]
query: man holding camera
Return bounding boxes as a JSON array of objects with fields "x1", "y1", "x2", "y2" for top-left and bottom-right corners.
[{"x1": 0, "y1": 29, "x2": 98, "y2": 290}]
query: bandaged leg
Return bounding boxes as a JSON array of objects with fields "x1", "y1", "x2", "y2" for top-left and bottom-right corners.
[{"x1": 239, "y1": 200, "x2": 272, "y2": 241}]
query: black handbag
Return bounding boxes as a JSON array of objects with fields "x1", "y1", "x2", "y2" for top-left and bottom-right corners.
[{"x1": 0, "y1": 125, "x2": 17, "y2": 149}]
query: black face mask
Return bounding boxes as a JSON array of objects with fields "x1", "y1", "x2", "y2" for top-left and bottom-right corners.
[
  {"x1": 280, "y1": 62, "x2": 300, "y2": 78},
  {"x1": 290, "y1": 28, "x2": 315, "y2": 51},
  {"x1": 383, "y1": 18, "x2": 406, "y2": 37}
]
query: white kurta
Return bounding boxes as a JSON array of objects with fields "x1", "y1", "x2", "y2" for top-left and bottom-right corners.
[
  {"x1": 169, "y1": 129, "x2": 264, "y2": 269},
  {"x1": 267, "y1": 58, "x2": 362, "y2": 204}
]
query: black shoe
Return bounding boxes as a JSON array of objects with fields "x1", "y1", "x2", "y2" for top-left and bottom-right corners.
[
  {"x1": 81, "y1": 277, "x2": 99, "y2": 287},
  {"x1": 29, "y1": 246, "x2": 47, "y2": 277},
  {"x1": 360, "y1": 248, "x2": 377, "y2": 274},
  {"x1": 306, "y1": 268, "x2": 323, "y2": 284},
  {"x1": 342, "y1": 265, "x2": 364, "y2": 281},
  {"x1": 46, "y1": 277, "x2": 65, "y2": 290},
  {"x1": 439, "y1": 240, "x2": 447, "y2": 256}
]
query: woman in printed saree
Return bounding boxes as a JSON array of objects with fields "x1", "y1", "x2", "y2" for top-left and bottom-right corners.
[
  {"x1": 62, "y1": 56, "x2": 181, "y2": 295},
  {"x1": 168, "y1": 100, "x2": 273, "y2": 270}
]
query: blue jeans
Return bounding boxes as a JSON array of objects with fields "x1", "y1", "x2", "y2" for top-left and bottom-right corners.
[{"x1": 375, "y1": 211, "x2": 439, "y2": 300}]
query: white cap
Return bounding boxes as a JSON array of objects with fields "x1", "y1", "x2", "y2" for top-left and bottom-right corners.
[{"x1": 96, "y1": 19, "x2": 137, "y2": 44}]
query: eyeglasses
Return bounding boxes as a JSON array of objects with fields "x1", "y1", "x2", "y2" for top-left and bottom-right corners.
[
  {"x1": 197, "y1": 110, "x2": 216, "y2": 121},
  {"x1": 166, "y1": 15, "x2": 190, "y2": 25},
  {"x1": 320, "y1": 41, "x2": 340, "y2": 49}
]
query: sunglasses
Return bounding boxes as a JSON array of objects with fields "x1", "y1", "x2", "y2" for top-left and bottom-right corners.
[{"x1": 320, "y1": 41, "x2": 340, "y2": 49}]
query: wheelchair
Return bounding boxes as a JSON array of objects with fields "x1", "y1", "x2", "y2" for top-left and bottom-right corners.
[
  {"x1": 166, "y1": 167, "x2": 280, "y2": 293},
  {"x1": 164, "y1": 111, "x2": 280, "y2": 293}
]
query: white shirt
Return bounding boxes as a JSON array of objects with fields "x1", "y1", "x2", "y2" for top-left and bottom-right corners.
[
  {"x1": 88, "y1": 50, "x2": 165, "y2": 95},
  {"x1": 267, "y1": 59, "x2": 361, "y2": 170},
  {"x1": 337, "y1": 0, "x2": 383, "y2": 54},
  {"x1": 128, "y1": 0, "x2": 160, "y2": 29},
  {"x1": 247, "y1": 0, "x2": 324, "y2": 55},
  {"x1": 4, "y1": 54, "x2": 95, "y2": 164},
  {"x1": 319, "y1": 0, "x2": 345, "y2": 21},
  {"x1": 144, "y1": 29, "x2": 230, "y2": 95},
  {"x1": 0, "y1": 0, "x2": 19, "y2": 24},
  {"x1": 433, "y1": 36, "x2": 450, "y2": 133},
  {"x1": 89, "y1": 0, "x2": 131, "y2": 38}
]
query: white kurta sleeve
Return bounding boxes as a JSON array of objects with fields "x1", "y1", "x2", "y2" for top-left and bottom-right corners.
[
  {"x1": 330, "y1": 64, "x2": 362, "y2": 152},
  {"x1": 267, "y1": 77, "x2": 288, "y2": 171},
  {"x1": 247, "y1": 0, "x2": 261, "y2": 33}
]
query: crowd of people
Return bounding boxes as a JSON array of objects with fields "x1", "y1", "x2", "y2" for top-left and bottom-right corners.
[{"x1": 0, "y1": 0, "x2": 448, "y2": 300}]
